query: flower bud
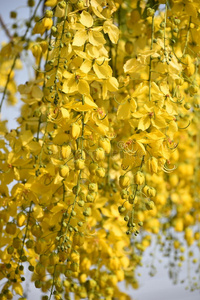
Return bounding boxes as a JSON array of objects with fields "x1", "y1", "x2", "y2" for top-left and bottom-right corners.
[
  {"x1": 94, "y1": 147, "x2": 105, "y2": 161},
  {"x1": 28, "y1": 0, "x2": 35, "y2": 7},
  {"x1": 17, "y1": 212, "x2": 26, "y2": 227},
  {"x1": 118, "y1": 206, "x2": 126, "y2": 213},
  {"x1": 71, "y1": 122, "x2": 80, "y2": 139},
  {"x1": 72, "y1": 185, "x2": 81, "y2": 195},
  {"x1": 75, "y1": 149, "x2": 85, "y2": 159},
  {"x1": 96, "y1": 167, "x2": 105, "y2": 178},
  {"x1": 58, "y1": 0, "x2": 66, "y2": 9},
  {"x1": 88, "y1": 183, "x2": 98, "y2": 192},
  {"x1": 188, "y1": 84, "x2": 198, "y2": 95},
  {"x1": 31, "y1": 44, "x2": 42, "y2": 59},
  {"x1": 45, "y1": 10, "x2": 53, "y2": 18},
  {"x1": 174, "y1": 18, "x2": 180, "y2": 25},
  {"x1": 184, "y1": 102, "x2": 191, "y2": 110},
  {"x1": 13, "y1": 237, "x2": 22, "y2": 249},
  {"x1": 147, "y1": 8, "x2": 155, "y2": 17},
  {"x1": 83, "y1": 208, "x2": 91, "y2": 217},
  {"x1": 146, "y1": 200, "x2": 155, "y2": 210},
  {"x1": 147, "y1": 157, "x2": 158, "y2": 173},
  {"x1": 10, "y1": 11, "x2": 17, "y2": 18},
  {"x1": 76, "y1": 0, "x2": 84, "y2": 9},
  {"x1": 61, "y1": 145, "x2": 71, "y2": 159},
  {"x1": 78, "y1": 200, "x2": 85, "y2": 207},
  {"x1": 125, "y1": 41, "x2": 134, "y2": 54},
  {"x1": 74, "y1": 159, "x2": 85, "y2": 170},
  {"x1": 121, "y1": 189, "x2": 129, "y2": 199},
  {"x1": 128, "y1": 194, "x2": 137, "y2": 204},
  {"x1": 99, "y1": 137, "x2": 111, "y2": 154},
  {"x1": 119, "y1": 175, "x2": 130, "y2": 188},
  {"x1": 55, "y1": 3, "x2": 66, "y2": 18},
  {"x1": 31, "y1": 224, "x2": 42, "y2": 238},
  {"x1": 26, "y1": 239, "x2": 35, "y2": 249},
  {"x1": 89, "y1": 162, "x2": 98, "y2": 174},
  {"x1": 59, "y1": 165, "x2": 69, "y2": 178},
  {"x1": 86, "y1": 193, "x2": 95, "y2": 203},
  {"x1": 112, "y1": 162, "x2": 120, "y2": 170},
  {"x1": 134, "y1": 171, "x2": 145, "y2": 185},
  {"x1": 143, "y1": 185, "x2": 156, "y2": 197},
  {"x1": 6, "y1": 222, "x2": 16, "y2": 235},
  {"x1": 42, "y1": 17, "x2": 53, "y2": 30},
  {"x1": 7, "y1": 246, "x2": 14, "y2": 254}
]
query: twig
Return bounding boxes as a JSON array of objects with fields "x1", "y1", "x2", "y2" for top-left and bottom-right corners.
[{"x1": 0, "y1": 14, "x2": 13, "y2": 40}]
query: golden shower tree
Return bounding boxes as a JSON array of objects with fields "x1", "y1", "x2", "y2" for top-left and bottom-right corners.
[{"x1": 0, "y1": 0, "x2": 200, "y2": 299}]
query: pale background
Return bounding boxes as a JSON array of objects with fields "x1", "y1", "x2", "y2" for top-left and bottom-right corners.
[{"x1": 0, "y1": 0, "x2": 200, "y2": 299}]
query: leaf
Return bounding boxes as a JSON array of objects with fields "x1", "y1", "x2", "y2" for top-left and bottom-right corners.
[{"x1": 80, "y1": 11, "x2": 93, "y2": 27}]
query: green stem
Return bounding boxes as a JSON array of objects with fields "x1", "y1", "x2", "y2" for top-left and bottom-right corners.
[
  {"x1": 182, "y1": 16, "x2": 191, "y2": 57},
  {"x1": 149, "y1": 14, "x2": 155, "y2": 102}
]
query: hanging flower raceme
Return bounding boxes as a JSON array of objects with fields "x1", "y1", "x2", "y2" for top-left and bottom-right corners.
[{"x1": 0, "y1": 0, "x2": 200, "y2": 299}]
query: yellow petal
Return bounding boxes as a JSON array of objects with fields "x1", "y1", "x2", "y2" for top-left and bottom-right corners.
[
  {"x1": 13, "y1": 283, "x2": 23, "y2": 296},
  {"x1": 31, "y1": 85, "x2": 43, "y2": 99},
  {"x1": 63, "y1": 77, "x2": 77, "y2": 94},
  {"x1": 117, "y1": 98, "x2": 137, "y2": 120},
  {"x1": 80, "y1": 11, "x2": 93, "y2": 28},
  {"x1": 88, "y1": 31, "x2": 106, "y2": 46},
  {"x1": 78, "y1": 79, "x2": 90, "y2": 95},
  {"x1": 80, "y1": 60, "x2": 92, "y2": 73},
  {"x1": 106, "y1": 77, "x2": 119, "y2": 91},
  {"x1": 45, "y1": 0, "x2": 57, "y2": 6},
  {"x1": 93, "y1": 61, "x2": 112, "y2": 79},
  {"x1": 73, "y1": 30, "x2": 88, "y2": 46},
  {"x1": 73, "y1": 95, "x2": 98, "y2": 111},
  {"x1": 138, "y1": 116, "x2": 151, "y2": 131},
  {"x1": 33, "y1": 205, "x2": 44, "y2": 219},
  {"x1": 103, "y1": 21, "x2": 119, "y2": 44}
]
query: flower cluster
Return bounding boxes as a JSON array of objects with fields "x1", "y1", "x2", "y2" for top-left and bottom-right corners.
[{"x1": 0, "y1": 0, "x2": 200, "y2": 299}]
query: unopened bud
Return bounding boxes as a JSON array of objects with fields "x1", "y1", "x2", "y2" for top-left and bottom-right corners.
[
  {"x1": 96, "y1": 167, "x2": 105, "y2": 178},
  {"x1": 94, "y1": 147, "x2": 105, "y2": 161},
  {"x1": 119, "y1": 175, "x2": 130, "y2": 188},
  {"x1": 59, "y1": 165, "x2": 69, "y2": 178},
  {"x1": 147, "y1": 157, "x2": 158, "y2": 173},
  {"x1": 134, "y1": 171, "x2": 145, "y2": 185},
  {"x1": 71, "y1": 122, "x2": 80, "y2": 139},
  {"x1": 61, "y1": 145, "x2": 71, "y2": 159},
  {"x1": 99, "y1": 137, "x2": 111, "y2": 154},
  {"x1": 74, "y1": 159, "x2": 85, "y2": 170}
]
